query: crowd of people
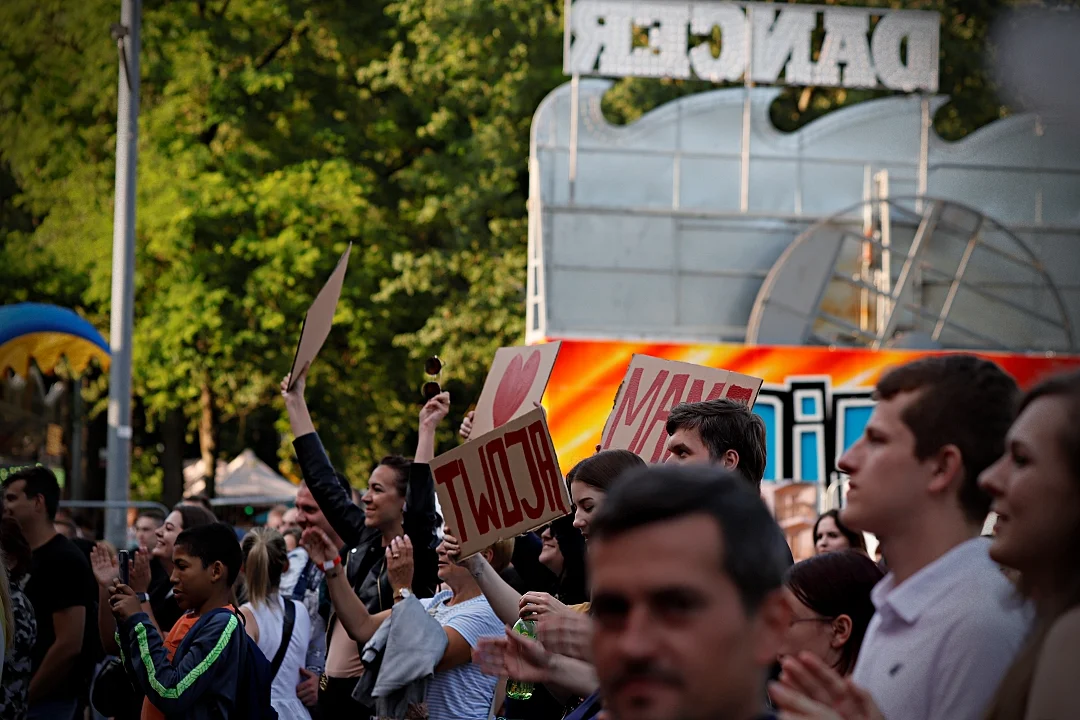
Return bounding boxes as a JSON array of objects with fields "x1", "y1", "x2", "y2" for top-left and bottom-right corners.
[{"x1": 0, "y1": 352, "x2": 1076, "y2": 720}]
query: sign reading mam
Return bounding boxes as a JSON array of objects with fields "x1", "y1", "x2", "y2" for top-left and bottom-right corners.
[{"x1": 566, "y1": 1, "x2": 940, "y2": 92}]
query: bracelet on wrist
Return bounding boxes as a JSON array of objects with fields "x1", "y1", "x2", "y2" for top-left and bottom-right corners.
[{"x1": 319, "y1": 556, "x2": 342, "y2": 572}]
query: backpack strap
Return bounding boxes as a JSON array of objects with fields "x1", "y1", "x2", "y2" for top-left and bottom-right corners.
[
  {"x1": 269, "y1": 599, "x2": 296, "y2": 679},
  {"x1": 291, "y1": 559, "x2": 312, "y2": 601}
]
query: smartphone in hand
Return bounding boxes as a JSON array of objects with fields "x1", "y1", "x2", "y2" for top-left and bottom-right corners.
[{"x1": 118, "y1": 550, "x2": 130, "y2": 586}]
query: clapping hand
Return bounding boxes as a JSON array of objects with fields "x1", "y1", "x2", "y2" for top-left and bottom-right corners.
[
  {"x1": 473, "y1": 628, "x2": 553, "y2": 683},
  {"x1": 130, "y1": 548, "x2": 152, "y2": 594},
  {"x1": 538, "y1": 611, "x2": 594, "y2": 662},
  {"x1": 301, "y1": 527, "x2": 338, "y2": 567},
  {"x1": 387, "y1": 536, "x2": 414, "y2": 592},
  {"x1": 91, "y1": 543, "x2": 119, "y2": 588},
  {"x1": 769, "y1": 652, "x2": 885, "y2": 720}
]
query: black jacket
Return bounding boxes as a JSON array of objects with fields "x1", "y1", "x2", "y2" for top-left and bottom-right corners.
[{"x1": 293, "y1": 432, "x2": 440, "y2": 616}]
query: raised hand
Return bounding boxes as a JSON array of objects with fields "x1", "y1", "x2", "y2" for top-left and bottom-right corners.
[
  {"x1": 130, "y1": 547, "x2": 152, "y2": 594},
  {"x1": 519, "y1": 591, "x2": 570, "y2": 621},
  {"x1": 301, "y1": 527, "x2": 338, "y2": 566},
  {"x1": 442, "y1": 528, "x2": 481, "y2": 571},
  {"x1": 420, "y1": 392, "x2": 451, "y2": 431},
  {"x1": 91, "y1": 543, "x2": 119, "y2": 588},
  {"x1": 386, "y1": 535, "x2": 414, "y2": 591},
  {"x1": 458, "y1": 411, "x2": 475, "y2": 441},
  {"x1": 473, "y1": 628, "x2": 553, "y2": 683},
  {"x1": 281, "y1": 362, "x2": 311, "y2": 400}
]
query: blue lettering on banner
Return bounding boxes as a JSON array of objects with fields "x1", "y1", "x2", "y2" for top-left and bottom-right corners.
[{"x1": 751, "y1": 377, "x2": 875, "y2": 485}]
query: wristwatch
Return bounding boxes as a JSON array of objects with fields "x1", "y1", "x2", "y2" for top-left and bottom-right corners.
[
  {"x1": 393, "y1": 587, "x2": 413, "y2": 602},
  {"x1": 136, "y1": 592, "x2": 150, "y2": 603}
]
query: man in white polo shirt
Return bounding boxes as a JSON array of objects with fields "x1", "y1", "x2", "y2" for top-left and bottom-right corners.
[{"x1": 771, "y1": 354, "x2": 1031, "y2": 720}]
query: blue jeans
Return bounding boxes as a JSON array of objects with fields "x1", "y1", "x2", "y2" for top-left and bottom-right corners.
[{"x1": 27, "y1": 697, "x2": 79, "y2": 720}]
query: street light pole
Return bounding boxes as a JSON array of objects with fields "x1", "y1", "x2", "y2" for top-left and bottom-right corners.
[{"x1": 104, "y1": 0, "x2": 141, "y2": 549}]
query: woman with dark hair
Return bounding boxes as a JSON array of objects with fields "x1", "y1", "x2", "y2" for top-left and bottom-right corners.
[
  {"x1": 565, "y1": 449, "x2": 647, "y2": 543},
  {"x1": 980, "y1": 371, "x2": 1080, "y2": 719},
  {"x1": 0, "y1": 517, "x2": 36, "y2": 720},
  {"x1": 813, "y1": 509, "x2": 867, "y2": 555},
  {"x1": 777, "y1": 550, "x2": 883, "y2": 676}
]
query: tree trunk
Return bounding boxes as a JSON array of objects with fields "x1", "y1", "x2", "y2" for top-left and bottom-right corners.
[
  {"x1": 198, "y1": 379, "x2": 217, "y2": 498},
  {"x1": 161, "y1": 407, "x2": 185, "y2": 509}
]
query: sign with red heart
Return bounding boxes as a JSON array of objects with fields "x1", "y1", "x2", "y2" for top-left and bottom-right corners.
[
  {"x1": 601, "y1": 355, "x2": 764, "y2": 463},
  {"x1": 471, "y1": 342, "x2": 562, "y2": 436}
]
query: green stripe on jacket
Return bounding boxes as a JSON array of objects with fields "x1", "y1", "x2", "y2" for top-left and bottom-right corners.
[{"x1": 134, "y1": 614, "x2": 239, "y2": 700}]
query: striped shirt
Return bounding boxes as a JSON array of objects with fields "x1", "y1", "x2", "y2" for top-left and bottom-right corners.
[{"x1": 421, "y1": 591, "x2": 505, "y2": 720}]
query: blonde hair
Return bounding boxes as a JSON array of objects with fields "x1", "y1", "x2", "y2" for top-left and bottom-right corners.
[
  {"x1": 0, "y1": 549, "x2": 13, "y2": 650},
  {"x1": 488, "y1": 538, "x2": 516, "y2": 573},
  {"x1": 240, "y1": 527, "x2": 288, "y2": 608}
]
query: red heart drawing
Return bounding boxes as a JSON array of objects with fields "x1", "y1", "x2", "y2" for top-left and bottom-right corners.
[{"x1": 492, "y1": 351, "x2": 541, "y2": 428}]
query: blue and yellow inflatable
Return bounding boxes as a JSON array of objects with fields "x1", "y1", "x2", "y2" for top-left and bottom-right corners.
[{"x1": 0, "y1": 303, "x2": 110, "y2": 378}]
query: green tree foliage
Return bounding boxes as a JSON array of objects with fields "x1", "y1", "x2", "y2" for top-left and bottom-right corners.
[
  {"x1": 0, "y1": 0, "x2": 565, "y2": 495},
  {"x1": 0, "y1": 0, "x2": 1013, "y2": 498}
]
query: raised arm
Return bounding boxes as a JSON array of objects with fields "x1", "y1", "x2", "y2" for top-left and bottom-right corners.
[
  {"x1": 302, "y1": 528, "x2": 389, "y2": 644},
  {"x1": 443, "y1": 529, "x2": 522, "y2": 626},
  {"x1": 91, "y1": 545, "x2": 121, "y2": 654},
  {"x1": 282, "y1": 366, "x2": 367, "y2": 549},
  {"x1": 415, "y1": 392, "x2": 450, "y2": 463}
]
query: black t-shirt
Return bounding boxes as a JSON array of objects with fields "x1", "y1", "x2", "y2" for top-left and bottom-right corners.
[{"x1": 25, "y1": 533, "x2": 99, "y2": 696}]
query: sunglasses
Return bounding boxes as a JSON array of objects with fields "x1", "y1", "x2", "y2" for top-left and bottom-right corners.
[{"x1": 422, "y1": 356, "x2": 443, "y2": 400}]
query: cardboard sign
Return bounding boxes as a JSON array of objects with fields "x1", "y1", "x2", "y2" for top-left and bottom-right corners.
[
  {"x1": 470, "y1": 342, "x2": 562, "y2": 436},
  {"x1": 600, "y1": 355, "x2": 764, "y2": 463},
  {"x1": 432, "y1": 407, "x2": 571, "y2": 559},
  {"x1": 287, "y1": 244, "x2": 352, "y2": 390}
]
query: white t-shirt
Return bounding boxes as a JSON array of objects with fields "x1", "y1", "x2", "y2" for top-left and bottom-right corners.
[
  {"x1": 421, "y1": 591, "x2": 504, "y2": 720},
  {"x1": 242, "y1": 595, "x2": 314, "y2": 720}
]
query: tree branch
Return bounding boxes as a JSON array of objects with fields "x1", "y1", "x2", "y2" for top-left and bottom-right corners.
[{"x1": 254, "y1": 23, "x2": 308, "y2": 71}]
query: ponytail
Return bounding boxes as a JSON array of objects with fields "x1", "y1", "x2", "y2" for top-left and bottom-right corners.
[{"x1": 240, "y1": 527, "x2": 288, "y2": 608}]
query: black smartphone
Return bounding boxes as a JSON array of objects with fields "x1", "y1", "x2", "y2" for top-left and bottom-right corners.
[{"x1": 118, "y1": 550, "x2": 130, "y2": 586}]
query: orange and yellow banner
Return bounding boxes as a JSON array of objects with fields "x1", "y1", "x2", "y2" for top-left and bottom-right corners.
[{"x1": 543, "y1": 339, "x2": 1080, "y2": 481}]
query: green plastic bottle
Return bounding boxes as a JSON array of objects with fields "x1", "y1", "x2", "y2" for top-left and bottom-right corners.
[{"x1": 504, "y1": 619, "x2": 537, "y2": 701}]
